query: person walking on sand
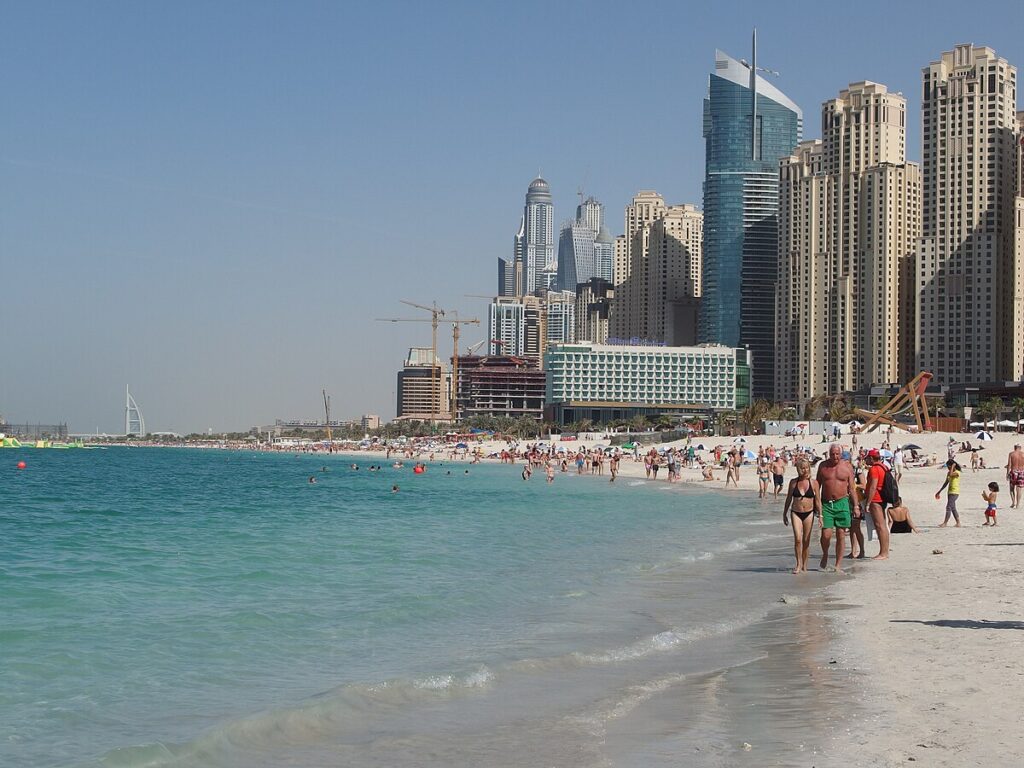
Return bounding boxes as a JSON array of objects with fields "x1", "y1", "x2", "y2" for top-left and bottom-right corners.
[
  {"x1": 935, "y1": 460, "x2": 962, "y2": 527},
  {"x1": 862, "y1": 449, "x2": 891, "y2": 560},
  {"x1": 815, "y1": 444, "x2": 857, "y2": 572},
  {"x1": 982, "y1": 482, "x2": 999, "y2": 526},
  {"x1": 1005, "y1": 444, "x2": 1024, "y2": 509},
  {"x1": 783, "y1": 459, "x2": 821, "y2": 573},
  {"x1": 771, "y1": 454, "x2": 787, "y2": 498}
]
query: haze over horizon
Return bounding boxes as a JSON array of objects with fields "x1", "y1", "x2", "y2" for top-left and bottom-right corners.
[{"x1": 2, "y1": 0, "x2": 1021, "y2": 434}]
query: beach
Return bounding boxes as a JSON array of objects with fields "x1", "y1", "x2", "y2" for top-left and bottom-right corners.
[{"x1": 5, "y1": 429, "x2": 1023, "y2": 766}]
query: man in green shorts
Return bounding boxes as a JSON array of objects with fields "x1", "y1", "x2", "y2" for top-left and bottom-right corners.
[{"x1": 815, "y1": 443, "x2": 857, "y2": 572}]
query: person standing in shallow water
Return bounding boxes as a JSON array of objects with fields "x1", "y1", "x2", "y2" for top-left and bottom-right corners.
[
  {"x1": 815, "y1": 444, "x2": 857, "y2": 572},
  {"x1": 783, "y1": 459, "x2": 821, "y2": 573}
]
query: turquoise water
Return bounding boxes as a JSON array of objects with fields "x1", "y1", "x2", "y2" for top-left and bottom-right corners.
[{"x1": 2, "y1": 448, "x2": 807, "y2": 767}]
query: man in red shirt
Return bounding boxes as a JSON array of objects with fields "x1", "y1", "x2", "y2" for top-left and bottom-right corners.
[{"x1": 863, "y1": 448, "x2": 891, "y2": 560}]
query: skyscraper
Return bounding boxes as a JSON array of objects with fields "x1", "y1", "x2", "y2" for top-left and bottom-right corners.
[
  {"x1": 776, "y1": 82, "x2": 921, "y2": 402},
  {"x1": 523, "y1": 177, "x2": 555, "y2": 294},
  {"x1": 917, "y1": 45, "x2": 1024, "y2": 384},
  {"x1": 556, "y1": 195, "x2": 608, "y2": 292},
  {"x1": 488, "y1": 295, "x2": 544, "y2": 363},
  {"x1": 699, "y1": 39, "x2": 802, "y2": 399},
  {"x1": 610, "y1": 192, "x2": 702, "y2": 344}
]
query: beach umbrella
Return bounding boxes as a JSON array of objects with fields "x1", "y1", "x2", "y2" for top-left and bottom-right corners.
[
  {"x1": 975, "y1": 431, "x2": 994, "y2": 441},
  {"x1": 969, "y1": 421, "x2": 985, "y2": 428},
  {"x1": 880, "y1": 449, "x2": 894, "y2": 459},
  {"x1": 732, "y1": 437, "x2": 747, "y2": 444},
  {"x1": 622, "y1": 442, "x2": 637, "y2": 449},
  {"x1": 903, "y1": 443, "x2": 923, "y2": 451},
  {"x1": 695, "y1": 444, "x2": 706, "y2": 450},
  {"x1": 998, "y1": 420, "x2": 1017, "y2": 428},
  {"x1": 743, "y1": 449, "x2": 756, "y2": 460}
]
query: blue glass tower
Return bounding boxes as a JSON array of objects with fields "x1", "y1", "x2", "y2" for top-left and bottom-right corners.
[{"x1": 698, "y1": 39, "x2": 801, "y2": 399}]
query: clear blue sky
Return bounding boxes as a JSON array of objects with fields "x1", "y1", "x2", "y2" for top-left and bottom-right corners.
[{"x1": 2, "y1": 0, "x2": 1021, "y2": 433}]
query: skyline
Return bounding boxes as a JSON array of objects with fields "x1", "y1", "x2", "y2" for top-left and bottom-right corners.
[{"x1": 3, "y1": 1, "x2": 1023, "y2": 433}]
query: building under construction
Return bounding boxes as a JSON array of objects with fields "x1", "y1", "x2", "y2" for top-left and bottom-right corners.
[
  {"x1": 396, "y1": 347, "x2": 452, "y2": 422},
  {"x1": 454, "y1": 355, "x2": 546, "y2": 422}
]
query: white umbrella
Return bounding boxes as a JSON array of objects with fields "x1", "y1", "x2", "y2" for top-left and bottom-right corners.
[
  {"x1": 975, "y1": 431, "x2": 994, "y2": 441},
  {"x1": 998, "y1": 420, "x2": 1017, "y2": 428},
  {"x1": 969, "y1": 421, "x2": 985, "y2": 428}
]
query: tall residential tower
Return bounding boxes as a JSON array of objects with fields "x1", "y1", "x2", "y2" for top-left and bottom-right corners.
[
  {"x1": 917, "y1": 45, "x2": 1023, "y2": 384},
  {"x1": 776, "y1": 82, "x2": 921, "y2": 402}
]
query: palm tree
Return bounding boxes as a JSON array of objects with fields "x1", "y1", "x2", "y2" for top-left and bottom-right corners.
[
  {"x1": 828, "y1": 394, "x2": 853, "y2": 423},
  {"x1": 803, "y1": 394, "x2": 827, "y2": 421},
  {"x1": 1012, "y1": 397, "x2": 1024, "y2": 433},
  {"x1": 985, "y1": 397, "x2": 1005, "y2": 430}
]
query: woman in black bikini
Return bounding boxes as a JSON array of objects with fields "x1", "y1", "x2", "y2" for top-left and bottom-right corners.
[{"x1": 783, "y1": 459, "x2": 821, "y2": 573}]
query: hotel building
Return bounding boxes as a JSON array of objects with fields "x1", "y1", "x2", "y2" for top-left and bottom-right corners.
[
  {"x1": 776, "y1": 82, "x2": 921, "y2": 402},
  {"x1": 917, "y1": 44, "x2": 1024, "y2": 384},
  {"x1": 544, "y1": 342, "x2": 751, "y2": 425}
]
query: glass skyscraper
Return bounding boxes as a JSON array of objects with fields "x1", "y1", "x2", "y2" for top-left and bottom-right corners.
[{"x1": 698, "y1": 45, "x2": 801, "y2": 399}]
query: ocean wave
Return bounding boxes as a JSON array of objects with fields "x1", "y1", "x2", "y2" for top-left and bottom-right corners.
[{"x1": 572, "y1": 610, "x2": 765, "y2": 665}]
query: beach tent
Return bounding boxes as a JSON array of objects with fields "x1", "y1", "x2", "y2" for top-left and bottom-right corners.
[{"x1": 975, "y1": 431, "x2": 994, "y2": 441}]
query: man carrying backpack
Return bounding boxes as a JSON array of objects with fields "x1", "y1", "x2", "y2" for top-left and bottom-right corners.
[{"x1": 863, "y1": 448, "x2": 894, "y2": 560}]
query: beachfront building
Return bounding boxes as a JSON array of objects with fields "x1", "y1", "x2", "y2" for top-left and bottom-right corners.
[
  {"x1": 545, "y1": 290, "x2": 576, "y2": 344},
  {"x1": 575, "y1": 277, "x2": 614, "y2": 344},
  {"x1": 544, "y1": 341, "x2": 751, "y2": 426},
  {"x1": 488, "y1": 295, "x2": 544, "y2": 363},
  {"x1": 699, "y1": 44, "x2": 802, "y2": 399},
  {"x1": 454, "y1": 355, "x2": 547, "y2": 421},
  {"x1": 917, "y1": 44, "x2": 1024, "y2": 385},
  {"x1": 396, "y1": 347, "x2": 452, "y2": 422},
  {"x1": 360, "y1": 414, "x2": 381, "y2": 431},
  {"x1": 776, "y1": 82, "x2": 921, "y2": 403}
]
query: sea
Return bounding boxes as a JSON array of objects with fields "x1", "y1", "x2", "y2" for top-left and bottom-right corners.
[{"x1": 1, "y1": 447, "x2": 853, "y2": 768}]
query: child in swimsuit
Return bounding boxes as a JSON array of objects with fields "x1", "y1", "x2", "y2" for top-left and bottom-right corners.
[{"x1": 982, "y1": 482, "x2": 999, "y2": 526}]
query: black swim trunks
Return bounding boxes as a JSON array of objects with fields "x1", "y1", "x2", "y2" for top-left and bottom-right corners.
[{"x1": 773, "y1": 474, "x2": 784, "y2": 488}]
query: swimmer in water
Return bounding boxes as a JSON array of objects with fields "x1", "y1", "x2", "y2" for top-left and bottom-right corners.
[
  {"x1": 308, "y1": 476, "x2": 317, "y2": 484},
  {"x1": 392, "y1": 485, "x2": 399, "y2": 493}
]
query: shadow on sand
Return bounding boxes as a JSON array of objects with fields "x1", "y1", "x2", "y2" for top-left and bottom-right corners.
[{"x1": 892, "y1": 619, "x2": 1024, "y2": 630}]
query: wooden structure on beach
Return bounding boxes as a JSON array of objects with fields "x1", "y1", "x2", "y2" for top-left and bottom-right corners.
[{"x1": 855, "y1": 371, "x2": 934, "y2": 433}]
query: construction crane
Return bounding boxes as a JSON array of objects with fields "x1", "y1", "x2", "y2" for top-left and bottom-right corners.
[
  {"x1": 465, "y1": 339, "x2": 488, "y2": 356},
  {"x1": 377, "y1": 300, "x2": 446, "y2": 424},
  {"x1": 447, "y1": 312, "x2": 480, "y2": 421}
]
